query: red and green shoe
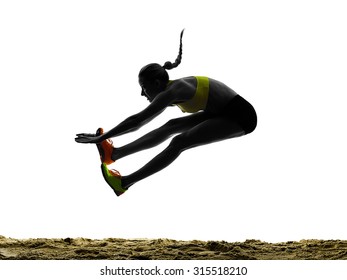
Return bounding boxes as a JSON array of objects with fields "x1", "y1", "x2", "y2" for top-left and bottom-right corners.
[
  {"x1": 100, "y1": 163, "x2": 127, "y2": 196},
  {"x1": 96, "y1": 128, "x2": 115, "y2": 165}
]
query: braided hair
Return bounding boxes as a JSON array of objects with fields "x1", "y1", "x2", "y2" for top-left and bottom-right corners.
[
  {"x1": 162, "y1": 29, "x2": 184, "y2": 70},
  {"x1": 139, "y1": 29, "x2": 185, "y2": 83}
]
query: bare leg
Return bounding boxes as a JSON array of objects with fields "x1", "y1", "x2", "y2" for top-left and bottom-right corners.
[
  {"x1": 112, "y1": 112, "x2": 209, "y2": 161},
  {"x1": 121, "y1": 117, "x2": 245, "y2": 189}
]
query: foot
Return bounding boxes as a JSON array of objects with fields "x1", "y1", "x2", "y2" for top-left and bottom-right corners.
[
  {"x1": 100, "y1": 163, "x2": 127, "y2": 196},
  {"x1": 96, "y1": 128, "x2": 115, "y2": 165}
]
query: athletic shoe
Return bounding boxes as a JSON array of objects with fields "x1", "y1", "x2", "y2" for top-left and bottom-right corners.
[
  {"x1": 96, "y1": 128, "x2": 115, "y2": 165},
  {"x1": 100, "y1": 163, "x2": 127, "y2": 196}
]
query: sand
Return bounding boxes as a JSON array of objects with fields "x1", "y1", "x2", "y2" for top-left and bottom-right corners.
[{"x1": 1, "y1": 235, "x2": 347, "y2": 260}]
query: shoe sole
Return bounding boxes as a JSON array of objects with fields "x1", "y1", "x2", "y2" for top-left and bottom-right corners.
[{"x1": 100, "y1": 164, "x2": 126, "y2": 197}]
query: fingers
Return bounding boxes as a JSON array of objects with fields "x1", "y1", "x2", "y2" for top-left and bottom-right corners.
[
  {"x1": 75, "y1": 136, "x2": 89, "y2": 143},
  {"x1": 75, "y1": 132, "x2": 103, "y2": 144},
  {"x1": 75, "y1": 133, "x2": 96, "y2": 143},
  {"x1": 76, "y1": 133, "x2": 96, "y2": 137},
  {"x1": 75, "y1": 134, "x2": 94, "y2": 143}
]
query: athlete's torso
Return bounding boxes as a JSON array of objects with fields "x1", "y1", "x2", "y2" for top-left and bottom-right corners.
[{"x1": 168, "y1": 76, "x2": 238, "y2": 114}]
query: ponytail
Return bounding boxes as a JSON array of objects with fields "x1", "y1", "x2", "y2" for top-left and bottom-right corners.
[
  {"x1": 139, "y1": 29, "x2": 185, "y2": 82},
  {"x1": 162, "y1": 29, "x2": 184, "y2": 70}
]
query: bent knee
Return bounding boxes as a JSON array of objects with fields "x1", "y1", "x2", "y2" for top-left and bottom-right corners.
[
  {"x1": 168, "y1": 133, "x2": 194, "y2": 152},
  {"x1": 168, "y1": 134, "x2": 184, "y2": 149}
]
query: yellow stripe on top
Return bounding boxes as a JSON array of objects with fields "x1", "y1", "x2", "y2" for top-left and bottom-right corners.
[{"x1": 176, "y1": 76, "x2": 209, "y2": 113}]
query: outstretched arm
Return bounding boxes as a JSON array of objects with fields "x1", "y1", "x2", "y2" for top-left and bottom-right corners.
[
  {"x1": 75, "y1": 91, "x2": 176, "y2": 144},
  {"x1": 101, "y1": 97, "x2": 168, "y2": 139}
]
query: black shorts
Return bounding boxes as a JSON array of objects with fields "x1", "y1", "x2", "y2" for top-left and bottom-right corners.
[{"x1": 221, "y1": 95, "x2": 257, "y2": 134}]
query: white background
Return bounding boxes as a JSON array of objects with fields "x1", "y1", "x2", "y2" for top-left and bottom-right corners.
[{"x1": 1, "y1": 0, "x2": 346, "y2": 243}]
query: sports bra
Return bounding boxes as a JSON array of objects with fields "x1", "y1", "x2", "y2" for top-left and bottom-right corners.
[{"x1": 173, "y1": 76, "x2": 209, "y2": 113}]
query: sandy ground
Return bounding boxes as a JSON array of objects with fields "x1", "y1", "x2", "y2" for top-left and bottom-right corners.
[{"x1": 1, "y1": 235, "x2": 347, "y2": 260}]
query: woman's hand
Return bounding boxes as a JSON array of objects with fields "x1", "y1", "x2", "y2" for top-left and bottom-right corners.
[{"x1": 75, "y1": 133, "x2": 103, "y2": 144}]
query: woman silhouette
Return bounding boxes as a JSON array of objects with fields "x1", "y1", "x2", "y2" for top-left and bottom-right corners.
[{"x1": 75, "y1": 30, "x2": 257, "y2": 196}]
